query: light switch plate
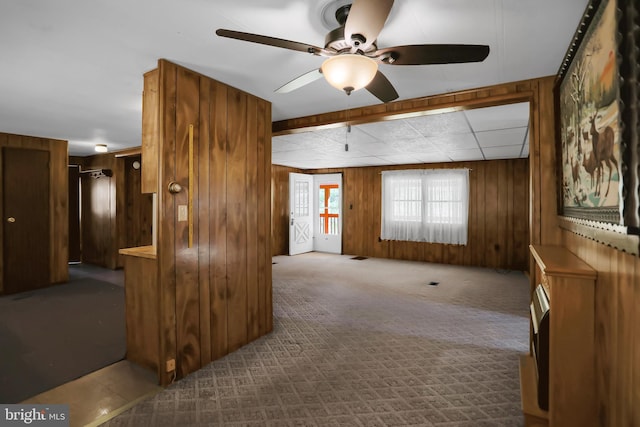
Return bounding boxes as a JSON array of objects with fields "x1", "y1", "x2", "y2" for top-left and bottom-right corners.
[{"x1": 178, "y1": 205, "x2": 188, "y2": 222}]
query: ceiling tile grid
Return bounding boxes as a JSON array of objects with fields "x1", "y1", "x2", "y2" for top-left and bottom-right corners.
[{"x1": 272, "y1": 102, "x2": 531, "y2": 169}]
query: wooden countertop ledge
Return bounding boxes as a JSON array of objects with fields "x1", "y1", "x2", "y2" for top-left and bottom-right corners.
[
  {"x1": 529, "y1": 244, "x2": 596, "y2": 280},
  {"x1": 119, "y1": 245, "x2": 157, "y2": 260}
]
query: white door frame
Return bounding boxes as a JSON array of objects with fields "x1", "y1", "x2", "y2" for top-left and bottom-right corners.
[{"x1": 313, "y1": 173, "x2": 342, "y2": 254}]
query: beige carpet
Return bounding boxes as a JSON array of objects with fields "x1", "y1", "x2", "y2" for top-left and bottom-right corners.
[{"x1": 105, "y1": 253, "x2": 529, "y2": 426}]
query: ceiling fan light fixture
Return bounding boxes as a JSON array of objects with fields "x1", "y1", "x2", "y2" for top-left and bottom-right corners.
[{"x1": 321, "y1": 54, "x2": 378, "y2": 94}]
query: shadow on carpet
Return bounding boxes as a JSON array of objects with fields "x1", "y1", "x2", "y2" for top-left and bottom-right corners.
[{"x1": 0, "y1": 279, "x2": 125, "y2": 403}]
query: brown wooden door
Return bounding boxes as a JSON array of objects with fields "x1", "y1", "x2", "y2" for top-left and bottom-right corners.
[{"x1": 2, "y1": 147, "x2": 51, "y2": 294}]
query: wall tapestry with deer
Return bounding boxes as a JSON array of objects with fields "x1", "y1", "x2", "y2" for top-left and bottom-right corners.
[{"x1": 555, "y1": 0, "x2": 640, "y2": 253}]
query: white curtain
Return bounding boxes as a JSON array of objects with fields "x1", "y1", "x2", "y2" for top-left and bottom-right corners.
[{"x1": 381, "y1": 169, "x2": 469, "y2": 245}]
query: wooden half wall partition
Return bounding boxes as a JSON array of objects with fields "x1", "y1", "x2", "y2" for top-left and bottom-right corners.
[
  {"x1": 128, "y1": 59, "x2": 272, "y2": 385},
  {"x1": 272, "y1": 77, "x2": 561, "y2": 269},
  {"x1": 0, "y1": 132, "x2": 68, "y2": 294}
]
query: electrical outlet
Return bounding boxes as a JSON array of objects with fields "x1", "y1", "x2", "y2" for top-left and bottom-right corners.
[{"x1": 166, "y1": 359, "x2": 176, "y2": 372}]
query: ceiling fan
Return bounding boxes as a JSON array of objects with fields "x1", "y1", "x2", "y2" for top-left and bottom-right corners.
[{"x1": 216, "y1": 0, "x2": 490, "y2": 103}]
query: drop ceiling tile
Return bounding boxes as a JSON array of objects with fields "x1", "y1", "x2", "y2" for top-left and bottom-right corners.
[
  {"x1": 448, "y1": 149, "x2": 485, "y2": 161},
  {"x1": 475, "y1": 127, "x2": 527, "y2": 148},
  {"x1": 413, "y1": 152, "x2": 452, "y2": 164},
  {"x1": 347, "y1": 141, "x2": 401, "y2": 155},
  {"x1": 272, "y1": 132, "x2": 326, "y2": 151},
  {"x1": 271, "y1": 149, "x2": 331, "y2": 163},
  {"x1": 389, "y1": 137, "x2": 438, "y2": 154},
  {"x1": 483, "y1": 145, "x2": 524, "y2": 159},
  {"x1": 357, "y1": 120, "x2": 423, "y2": 141},
  {"x1": 344, "y1": 157, "x2": 394, "y2": 167},
  {"x1": 321, "y1": 126, "x2": 379, "y2": 144},
  {"x1": 378, "y1": 154, "x2": 426, "y2": 165},
  {"x1": 403, "y1": 111, "x2": 472, "y2": 136},
  {"x1": 427, "y1": 133, "x2": 479, "y2": 150},
  {"x1": 465, "y1": 102, "x2": 530, "y2": 132}
]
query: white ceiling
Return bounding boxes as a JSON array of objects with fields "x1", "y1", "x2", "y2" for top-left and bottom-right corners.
[
  {"x1": 0, "y1": 0, "x2": 588, "y2": 165},
  {"x1": 273, "y1": 102, "x2": 530, "y2": 168}
]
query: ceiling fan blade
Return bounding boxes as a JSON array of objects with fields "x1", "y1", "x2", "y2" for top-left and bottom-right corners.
[
  {"x1": 275, "y1": 69, "x2": 323, "y2": 94},
  {"x1": 366, "y1": 70, "x2": 399, "y2": 103},
  {"x1": 375, "y1": 44, "x2": 490, "y2": 65},
  {"x1": 216, "y1": 29, "x2": 333, "y2": 56},
  {"x1": 344, "y1": 0, "x2": 394, "y2": 51}
]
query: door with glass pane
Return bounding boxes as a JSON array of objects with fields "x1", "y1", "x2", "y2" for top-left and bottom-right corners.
[
  {"x1": 289, "y1": 173, "x2": 314, "y2": 255},
  {"x1": 314, "y1": 173, "x2": 342, "y2": 254}
]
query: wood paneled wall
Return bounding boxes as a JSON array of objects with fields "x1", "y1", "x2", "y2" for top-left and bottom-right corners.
[
  {"x1": 0, "y1": 132, "x2": 68, "y2": 288},
  {"x1": 78, "y1": 153, "x2": 121, "y2": 269},
  {"x1": 124, "y1": 155, "x2": 153, "y2": 248},
  {"x1": 153, "y1": 59, "x2": 272, "y2": 384},
  {"x1": 562, "y1": 216, "x2": 640, "y2": 426},
  {"x1": 271, "y1": 164, "x2": 300, "y2": 256},
  {"x1": 73, "y1": 152, "x2": 152, "y2": 269},
  {"x1": 271, "y1": 159, "x2": 529, "y2": 270}
]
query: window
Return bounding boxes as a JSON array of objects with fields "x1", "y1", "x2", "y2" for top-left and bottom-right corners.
[{"x1": 381, "y1": 169, "x2": 469, "y2": 245}]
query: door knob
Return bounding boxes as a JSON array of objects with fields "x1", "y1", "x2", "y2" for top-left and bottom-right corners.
[
  {"x1": 6, "y1": 217, "x2": 15, "y2": 223},
  {"x1": 168, "y1": 182, "x2": 182, "y2": 194}
]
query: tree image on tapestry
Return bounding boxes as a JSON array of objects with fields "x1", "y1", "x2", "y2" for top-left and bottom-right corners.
[{"x1": 560, "y1": 0, "x2": 620, "y2": 212}]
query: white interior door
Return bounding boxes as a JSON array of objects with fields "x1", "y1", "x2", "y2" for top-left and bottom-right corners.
[
  {"x1": 289, "y1": 173, "x2": 314, "y2": 255},
  {"x1": 314, "y1": 174, "x2": 342, "y2": 254}
]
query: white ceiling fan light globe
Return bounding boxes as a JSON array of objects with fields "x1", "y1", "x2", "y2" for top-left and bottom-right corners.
[{"x1": 321, "y1": 54, "x2": 378, "y2": 94}]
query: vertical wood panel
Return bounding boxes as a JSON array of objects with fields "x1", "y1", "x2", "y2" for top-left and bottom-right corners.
[
  {"x1": 174, "y1": 66, "x2": 201, "y2": 378},
  {"x1": 124, "y1": 256, "x2": 159, "y2": 374},
  {"x1": 535, "y1": 79, "x2": 560, "y2": 245},
  {"x1": 257, "y1": 100, "x2": 268, "y2": 334},
  {"x1": 226, "y1": 87, "x2": 248, "y2": 352},
  {"x1": 141, "y1": 69, "x2": 159, "y2": 194},
  {"x1": 246, "y1": 96, "x2": 260, "y2": 341},
  {"x1": 465, "y1": 161, "x2": 478, "y2": 266},
  {"x1": 355, "y1": 168, "x2": 366, "y2": 256},
  {"x1": 616, "y1": 250, "x2": 632, "y2": 427},
  {"x1": 197, "y1": 77, "x2": 212, "y2": 366},
  {"x1": 484, "y1": 161, "x2": 499, "y2": 267},
  {"x1": 264, "y1": 102, "x2": 273, "y2": 333},
  {"x1": 475, "y1": 163, "x2": 486, "y2": 267},
  {"x1": 210, "y1": 82, "x2": 229, "y2": 360},
  {"x1": 49, "y1": 139, "x2": 68, "y2": 282},
  {"x1": 498, "y1": 161, "x2": 509, "y2": 267},
  {"x1": 562, "y1": 230, "x2": 640, "y2": 427},
  {"x1": 157, "y1": 59, "x2": 178, "y2": 386},
  {"x1": 513, "y1": 159, "x2": 529, "y2": 268}
]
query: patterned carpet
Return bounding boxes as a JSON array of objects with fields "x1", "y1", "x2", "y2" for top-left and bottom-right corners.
[{"x1": 104, "y1": 253, "x2": 529, "y2": 426}]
